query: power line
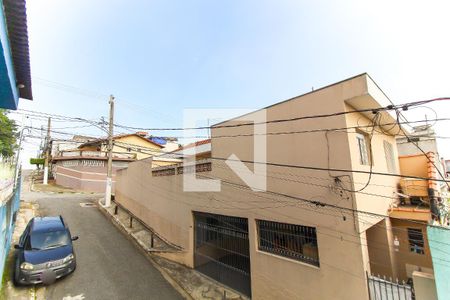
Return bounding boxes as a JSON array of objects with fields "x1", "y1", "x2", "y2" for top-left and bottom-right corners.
[
  {"x1": 11, "y1": 98, "x2": 450, "y2": 133},
  {"x1": 112, "y1": 141, "x2": 450, "y2": 184},
  {"x1": 113, "y1": 142, "x2": 450, "y2": 233},
  {"x1": 9, "y1": 108, "x2": 450, "y2": 142},
  {"x1": 394, "y1": 107, "x2": 450, "y2": 189},
  {"x1": 123, "y1": 159, "x2": 450, "y2": 258},
  {"x1": 112, "y1": 97, "x2": 450, "y2": 131}
]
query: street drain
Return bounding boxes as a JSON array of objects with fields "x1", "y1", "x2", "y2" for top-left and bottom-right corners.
[{"x1": 80, "y1": 202, "x2": 97, "y2": 208}]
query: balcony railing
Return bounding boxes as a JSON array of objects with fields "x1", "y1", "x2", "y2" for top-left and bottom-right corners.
[
  {"x1": 56, "y1": 150, "x2": 137, "y2": 160},
  {"x1": 400, "y1": 178, "x2": 428, "y2": 197}
]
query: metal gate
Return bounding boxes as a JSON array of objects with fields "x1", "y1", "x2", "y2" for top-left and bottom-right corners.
[
  {"x1": 194, "y1": 212, "x2": 251, "y2": 297},
  {"x1": 367, "y1": 273, "x2": 414, "y2": 300}
]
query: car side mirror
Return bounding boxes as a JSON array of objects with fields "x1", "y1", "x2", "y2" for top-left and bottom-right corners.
[
  {"x1": 14, "y1": 244, "x2": 21, "y2": 249},
  {"x1": 71, "y1": 236, "x2": 79, "y2": 241}
]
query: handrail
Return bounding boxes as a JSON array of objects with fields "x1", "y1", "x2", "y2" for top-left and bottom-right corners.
[{"x1": 110, "y1": 196, "x2": 184, "y2": 251}]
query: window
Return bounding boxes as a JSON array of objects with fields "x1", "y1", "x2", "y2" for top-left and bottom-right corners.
[
  {"x1": 257, "y1": 220, "x2": 319, "y2": 266},
  {"x1": 356, "y1": 132, "x2": 370, "y2": 165},
  {"x1": 383, "y1": 141, "x2": 397, "y2": 173},
  {"x1": 407, "y1": 228, "x2": 425, "y2": 254},
  {"x1": 29, "y1": 230, "x2": 71, "y2": 251}
]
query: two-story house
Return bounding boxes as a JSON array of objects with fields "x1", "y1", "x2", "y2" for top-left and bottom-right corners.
[{"x1": 114, "y1": 74, "x2": 430, "y2": 299}]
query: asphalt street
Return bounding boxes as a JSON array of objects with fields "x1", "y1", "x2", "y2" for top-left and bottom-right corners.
[{"x1": 25, "y1": 190, "x2": 183, "y2": 300}]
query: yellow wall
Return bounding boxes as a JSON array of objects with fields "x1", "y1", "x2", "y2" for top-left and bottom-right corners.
[
  {"x1": 106, "y1": 135, "x2": 161, "y2": 160},
  {"x1": 399, "y1": 155, "x2": 429, "y2": 178}
]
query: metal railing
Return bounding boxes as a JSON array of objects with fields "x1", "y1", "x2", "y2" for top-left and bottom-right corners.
[
  {"x1": 367, "y1": 273, "x2": 414, "y2": 300},
  {"x1": 152, "y1": 160, "x2": 211, "y2": 177},
  {"x1": 257, "y1": 220, "x2": 319, "y2": 267}
]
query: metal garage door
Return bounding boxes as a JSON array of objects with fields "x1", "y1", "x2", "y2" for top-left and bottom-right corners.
[{"x1": 194, "y1": 212, "x2": 251, "y2": 297}]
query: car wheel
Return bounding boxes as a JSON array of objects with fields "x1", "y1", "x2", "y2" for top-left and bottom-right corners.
[{"x1": 13, "y1": 260, "x2": 22, "y2": 287}]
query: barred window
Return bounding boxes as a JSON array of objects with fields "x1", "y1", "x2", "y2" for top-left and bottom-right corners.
[
  {"x1": 408, "y1": 228, "x2": 425, "y2": 254},
  {"x1": 257, "y1": 220, "x2": 319, "y2": 266}
]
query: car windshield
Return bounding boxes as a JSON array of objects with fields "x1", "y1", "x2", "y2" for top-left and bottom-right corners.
[{"x1": 29, "y1": 230, "x2": 71, "y2": 250}]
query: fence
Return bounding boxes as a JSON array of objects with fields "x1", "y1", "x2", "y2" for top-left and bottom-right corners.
[
  {"x1": 152, "y1": 160, "x2": 212, "y2": 177},
  {"x1": 0, "y1": 174, "x2": 21, "y2": 289},
  {"x1": 367, "y1": 273, "x2": 414, "y2": 300}
]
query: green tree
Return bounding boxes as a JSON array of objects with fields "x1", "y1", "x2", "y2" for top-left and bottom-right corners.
[{"x1": 0, "y1": 109, "x2": 18, "y2": 158}]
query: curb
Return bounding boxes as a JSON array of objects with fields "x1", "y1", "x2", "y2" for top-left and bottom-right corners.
[{"x1": 97, "y1": 200, "x2": 194, "y2": 300}]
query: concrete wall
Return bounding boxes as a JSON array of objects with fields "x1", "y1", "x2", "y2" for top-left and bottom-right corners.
[
  {"x1": 54, "y1": 160, "x2": 129, "y2": 192},
  {"x1": 115, "y1": 74, "x2": 402, "y2": 300},
  {"x1": 412, "y1": 271, "x2": 438, "y2": 300},
  {"x1": 366, "y1": 218, "x2": 399, "y2": 279},
  {"x1": 0, "y1": 177, "x2": 21, "y2": 289},
  {"x1": 427, "y1": 225, "x2": 450, "y2": 300},
  {"x1": 116, "y1": 162, "x2": 371, "y2": 300}
]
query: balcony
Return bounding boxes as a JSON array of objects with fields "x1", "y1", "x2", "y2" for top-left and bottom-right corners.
[
  {"x1": 53, "y1": 150, "x2": 137, "y2": 161},
  {"x1": 400, "y1": 178, "x2": 428, "y2": 197}
]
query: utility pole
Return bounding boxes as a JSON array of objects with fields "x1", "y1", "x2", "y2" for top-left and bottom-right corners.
[
  {"x1": 104, "y1": 95, "x2": 115, "y2": 207},
  {"x1": 43, "y1": 117, "x2": 51, "y2": 185}
]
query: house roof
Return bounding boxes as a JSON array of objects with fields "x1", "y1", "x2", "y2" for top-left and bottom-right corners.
[
  {"x1": 78, "y1": 133, "x2": 163, "y2": 149},
  {"x1": 3, "y1": 0, "x2": 32, "y2": 100},
  {"x1": 170, "y1": 139, "x2": 211, "y2": 153}
]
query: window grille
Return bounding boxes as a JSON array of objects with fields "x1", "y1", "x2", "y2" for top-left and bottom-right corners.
[
  {"x1": 407, "y1": 228, "x2": 425, "y2": 254},
  {"x1": 257, "y1": 220, "x2": 319, "y2": 266}
]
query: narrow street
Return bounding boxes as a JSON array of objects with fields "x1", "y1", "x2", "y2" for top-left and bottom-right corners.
[{"x1": 19, "y1": 180, "x2": 183, "y2": 300}]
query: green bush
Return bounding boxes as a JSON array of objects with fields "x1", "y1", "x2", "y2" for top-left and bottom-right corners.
[{"x1": 30, "y1": 158, "x2": 45, "y2": 165}]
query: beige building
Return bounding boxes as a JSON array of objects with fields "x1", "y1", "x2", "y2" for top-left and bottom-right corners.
[{"x1": 114, "y1": 74, "x2": 432, "y2": 299}]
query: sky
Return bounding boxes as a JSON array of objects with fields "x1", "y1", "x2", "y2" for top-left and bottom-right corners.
[{"x1": 11, "y1": 0, "x2": 450, "y2": 168}]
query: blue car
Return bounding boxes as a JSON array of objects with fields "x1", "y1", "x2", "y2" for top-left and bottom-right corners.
[{"x1": 14, "y1": 216, "x2": 78, "y2": 285}]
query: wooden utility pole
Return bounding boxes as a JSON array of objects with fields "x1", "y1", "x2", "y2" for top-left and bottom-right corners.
[
  {"x1": 104, "y1": 95, "x2": 115, "y2": 207},
  {"x1": 43, "y1": 117, "x2": 51, "y2": 185}
]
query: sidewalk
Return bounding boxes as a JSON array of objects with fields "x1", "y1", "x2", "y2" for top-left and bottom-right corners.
[
  {"x1": 99, "y1": 201, "x2": 247, "y2": 300},
  {"x1": 31, "y1": 180, "x2": 99, "y2": 196}
]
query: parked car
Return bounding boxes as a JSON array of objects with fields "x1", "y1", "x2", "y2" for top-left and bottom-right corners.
[{"x1": 14, "y1": 216, "x2": 78, "y2": 285}]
